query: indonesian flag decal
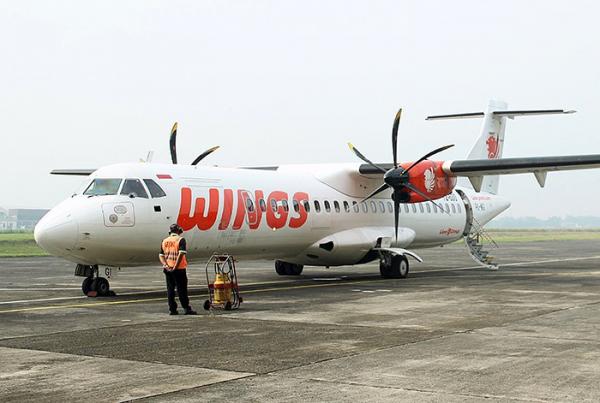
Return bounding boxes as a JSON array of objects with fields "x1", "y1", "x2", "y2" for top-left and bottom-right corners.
[{"x1": 486, "y1": 132, "x2": 499, "y2": 159}]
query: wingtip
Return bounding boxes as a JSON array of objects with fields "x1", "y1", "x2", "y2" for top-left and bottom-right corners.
[{"x1": 171, "y1": 122, "x2": 178, "y2": 134}]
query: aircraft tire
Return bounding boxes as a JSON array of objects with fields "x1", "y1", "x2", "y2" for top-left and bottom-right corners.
[
  {"x1": 81, "y1": 277, "x2": 93, "y2": 295},
  {"x1": 275, "y1": 260, "x2": 287, "y2": 275},
  {"x1": 380, "y1": 255, "x2": 408, "y2": 279},
  {"x1": 286, "y1": 264, "x2": 303, "y2": 276},
  {"x1": 91, "y1": 277, "x2": 110, "y2": 297},
  {"x1": 275, "y1": 260, "x2": 303, "y2": 276}
]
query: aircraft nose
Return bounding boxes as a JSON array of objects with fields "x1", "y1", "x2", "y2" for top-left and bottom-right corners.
[{"x1": 34, "y1": 213, "x2": 79, "y2": 255}]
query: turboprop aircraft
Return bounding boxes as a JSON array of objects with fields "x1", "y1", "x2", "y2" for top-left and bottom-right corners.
[{"x1": 35, "y1": 100, "x2": 600, "y2": 296}]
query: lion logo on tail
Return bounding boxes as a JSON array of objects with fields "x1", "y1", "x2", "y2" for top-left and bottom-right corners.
[{"x1": 486, "y1": 132, "x2": 499, "y2": 159}]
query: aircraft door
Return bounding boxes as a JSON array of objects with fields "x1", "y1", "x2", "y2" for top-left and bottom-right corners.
[{"x1": 456, "y1": 189, "x2": 473, "y2": 236}]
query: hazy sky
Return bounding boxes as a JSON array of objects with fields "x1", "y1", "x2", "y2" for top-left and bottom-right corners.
[{"x1": 1, "y1": 0, "x2": 599, "y2": 218}]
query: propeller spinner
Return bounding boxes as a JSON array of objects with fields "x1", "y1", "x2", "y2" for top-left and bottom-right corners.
[{"x1": 348, "y1": 108, "x2": 454, "y2": 240}]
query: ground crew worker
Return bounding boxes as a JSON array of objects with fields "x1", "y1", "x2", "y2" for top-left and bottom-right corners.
[{"x1": 159, "y1": 224, "x2": 197, "y2": 315}]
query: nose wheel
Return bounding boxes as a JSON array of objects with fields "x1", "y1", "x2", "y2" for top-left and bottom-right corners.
[{"x1": 76, "y1": 265, "x2": 114, "y2": 297}]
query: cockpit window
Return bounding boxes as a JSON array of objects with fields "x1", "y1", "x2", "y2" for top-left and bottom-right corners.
[
  {"x1": 83, "y1": 179, "x2": 122, "y2": 196},
  {"x1": 143, "y1": 179, "x2": 167, "y2": 198},
  {"x1": 120, "y1": 179, "x2": 149, "y2": 198}
]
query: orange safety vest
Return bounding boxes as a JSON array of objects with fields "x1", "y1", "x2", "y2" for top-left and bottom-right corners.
[{"x1": 161, "y1": 235, "x2": 188, "y2": 269}]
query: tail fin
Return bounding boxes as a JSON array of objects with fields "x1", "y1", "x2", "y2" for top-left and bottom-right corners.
[
  {"x1": 464, "y1": 100, "x2": 508, "y2": 194},
  {"x1": 427, "y1": 100, "x2": 575, "y2": 194}
]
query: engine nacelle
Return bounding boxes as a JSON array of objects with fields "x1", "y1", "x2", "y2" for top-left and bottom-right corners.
[{"x1": 397, "y1": 160, "x2": 456, "y2": 203}]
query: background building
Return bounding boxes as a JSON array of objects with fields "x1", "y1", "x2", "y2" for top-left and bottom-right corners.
[{"x1": 0, "y1": 208, "x2": 48, "y2": 231}]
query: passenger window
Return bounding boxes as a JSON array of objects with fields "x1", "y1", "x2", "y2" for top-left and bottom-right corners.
[
  {"x1": 433, "y1": 203, "x2": 438, "y2": 213},
  {"x1": 368, "y1": 201, "x2": 375, "y2": 213},
  {"x1": 426, "y1": 203, "x2": 431, "y2": 213},
  {"x1": 282, "y1": 200, "x2": 289, "y2": 212},
  {"x1": 362, "y1": 202, "x2": 368, "y2": 213},
  {"x1": 419, "y1": 204, "x2": 424, "y2": 213},
  {"x1": 343, "y1": 201, "x2": 350, "y2": 212},
  {"x1": 314, "y1": 200, "x2": 321, "y2": 213},
  {"x1": 353, "y1": 201, "x2": 359, "y2": 213},
  {"x1": 379, "y1": 201, "x2": 385, "y2": 213},
  {"x1": 293, "y1": 200, "x2": 299, "y2": 213},
  {"x1": 334, "y1": 201, "x2": 340, "y2": 213},
  {"x1": 84, "y1": 178, "x2": 122, "y2": 196},
  {"x1": 246, "y1": 197, "x2": 255, "y2": 212},
  {"x1": 457, "y1": 203, "x2": 462, "y2": 214},
  {"x1": 270, "y1": 199, "x2": 278, "y2": 212},
  {"x1": 451, "y1": 204, "x2": 456, "y2": 214},
  {"x1": 259, "y1": 199, "x2": 267, "y2": 212},
  {"x1": 387, "y1": 202, "x2": 393, "y2": 213},
  {"x1": 303, "y1": 200, "x2": 311, "y2": 213},
  {"x1": 324, "y1": 200, "x2": 331, "y2": 212},
  {"x1": 445, "y1": 203, "x2": 450, "y2": 213},
  {"x1": 404, "y1": 204, "x2": 409, "y2": 213},
  {"x1": 143, "y1": 179, "x2": 167, "y2": 198},
  {"x1": 120, "y1": 179, "x2": 149, "y2": 198}
]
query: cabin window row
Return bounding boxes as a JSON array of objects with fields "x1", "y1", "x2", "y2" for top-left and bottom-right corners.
[{"x1": 249, "y1": 197, "x2": 462, "y2": 215}]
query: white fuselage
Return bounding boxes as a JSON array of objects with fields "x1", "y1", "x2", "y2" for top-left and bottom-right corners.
[{"x1": 34, "y1": 162, "x2": 511, "y2": 268}]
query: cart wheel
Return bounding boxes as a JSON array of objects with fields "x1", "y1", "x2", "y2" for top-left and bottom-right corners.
[
  {"x1": 203, "y1": 300, "x2": 211, "y2": 311},
  {"x1": 225, "y1": 301, "x2": 232, "y2": 311}
]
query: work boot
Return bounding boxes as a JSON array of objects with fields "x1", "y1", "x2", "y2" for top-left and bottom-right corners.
[
  {"x1": 185, "y1": 308, "x2": 197, "y2": 315},
  {"x1": 169, "y1": 310, "x2": 179, "y2": 315}
]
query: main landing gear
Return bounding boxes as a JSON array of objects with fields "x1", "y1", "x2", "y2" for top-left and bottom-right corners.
[
  {"x1": 76, "y1": 264, "x2": 114, "y2": 297},
  {"x1": 275, "y1": 260, "x2": 304, "y2": 276},
  {"x1": 379, "y1": 253, "x2": 409, "y2": 279}
]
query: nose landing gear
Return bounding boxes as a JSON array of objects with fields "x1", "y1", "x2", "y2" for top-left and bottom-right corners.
[{"x1": 75, "y1": 264, "x2": 114, "y2": 297}]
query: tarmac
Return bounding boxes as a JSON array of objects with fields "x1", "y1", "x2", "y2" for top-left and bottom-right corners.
[{"x1": 1, "y1": 239, "x2": 600, "y2": 402}]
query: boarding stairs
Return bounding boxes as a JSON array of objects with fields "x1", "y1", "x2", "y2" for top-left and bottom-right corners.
[{"x1": 464, "y1": 218, "x2": 499, "y2": 270}]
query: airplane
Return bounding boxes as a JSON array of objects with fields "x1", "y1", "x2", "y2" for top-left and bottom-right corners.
[{"x1": 34, "y1": 100, "x2": 600, "y2": 297}]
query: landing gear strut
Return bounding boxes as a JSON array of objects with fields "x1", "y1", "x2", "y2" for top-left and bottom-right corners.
[
  {"x1": 275, "y1": 260, "x2": 304, "y2": 276},
  {"x1": 75, "y1": 264, "x2": 114, "y2": 297},
  {"x1": 379, "y1": 254, "x2": 409, "y2": 279}
]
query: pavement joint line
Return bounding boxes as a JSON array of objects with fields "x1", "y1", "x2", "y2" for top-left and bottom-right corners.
[
  {"x1": 123, "y1": 373, "x2": 260, "y2": 402},
  {"x1": 289, "y1": 377, "x2": 549, "y2": 402},
  {"x1": 2, "y1": 254, "x2": 600, "y2": 314}
]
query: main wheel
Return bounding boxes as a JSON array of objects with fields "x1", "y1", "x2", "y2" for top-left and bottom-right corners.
[
  {"x1": 397, "y1": 256, "x2": 409, "y2": 278},
  {"x1": 275, "y1": 260, "x2": 287, "y2": 275},
  {"x1": 379, "y1": 255, "x2": 409, "y2": 279},
  {"x1": 91, "y1": 277, "x2": 110, "y2": 297},
  {"x1": 285, "y1": 263, "x2": 303, "y2": 276},
  {"x1": 81, "y1": 277, "x2": 94, "y2": 295}
]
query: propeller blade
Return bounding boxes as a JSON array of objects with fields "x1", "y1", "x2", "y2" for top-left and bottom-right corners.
[
  {"x1": 191, "y1": 146, "x2": 220, "y2": 166},
  {"x1": 393, "y1": 190, "x2": 401, "y2": 241},
  {"x1": 392, "y1": 108, "x2": 402, "y2": 167},
  {"x1": 360, "y1": 183, "x2": 390, "y2": 203},
  {"x1": 169, "y1": 122, "x2": 178, "y2": 164},
  {"x1": 347, "y1": 143, "x2": 387, "y2": 173},
  {"x1": 401, "y1": 144, "x2": 454, "y2": 174},
  {"x1": 403, "y1": 183, "x2": 449, "y2": 214}
]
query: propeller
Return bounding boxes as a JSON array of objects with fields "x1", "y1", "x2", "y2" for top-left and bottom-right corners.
[
  {"x1": 348, "y1": 108, "x2": 454, "y2": 240},
  {"x1": 169, "y1": 122, "x2": 178, "y2": 164},
  {"x1": 168, "y1": 122, "x2": 220, "y2": 165}
]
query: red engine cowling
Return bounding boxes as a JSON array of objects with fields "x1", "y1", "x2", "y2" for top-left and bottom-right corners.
[{"x1": 398, "y1": 160, "x2": 456, "y2": 203}]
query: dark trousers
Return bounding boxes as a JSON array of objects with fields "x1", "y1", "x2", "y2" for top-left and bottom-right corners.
[{"x1": 164, "y1": 269, "x2": 191, "y2": 312}]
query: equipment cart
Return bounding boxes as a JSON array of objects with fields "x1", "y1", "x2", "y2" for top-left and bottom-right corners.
[{"x1": 203, "y1": 254, "x2": 242, "y2": 311}]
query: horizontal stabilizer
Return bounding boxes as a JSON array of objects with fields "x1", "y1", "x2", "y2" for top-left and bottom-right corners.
[
  {"x1": 50, "y1": 169, "x2": 97, "y2": 176},
  {"x1": 426, "y1": 109, "x2": 575, "y2": 120},
  {"x1": 444, "y1": 154, "x2": 600, "y2": 177}
]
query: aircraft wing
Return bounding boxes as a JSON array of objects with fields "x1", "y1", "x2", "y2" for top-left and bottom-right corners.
[
  {"x1": 359, "y1": 154, "x2": 600, "y2": 191},
  {"x1": 50, "y1": 169, "x2": 97, "y2": 176}
]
